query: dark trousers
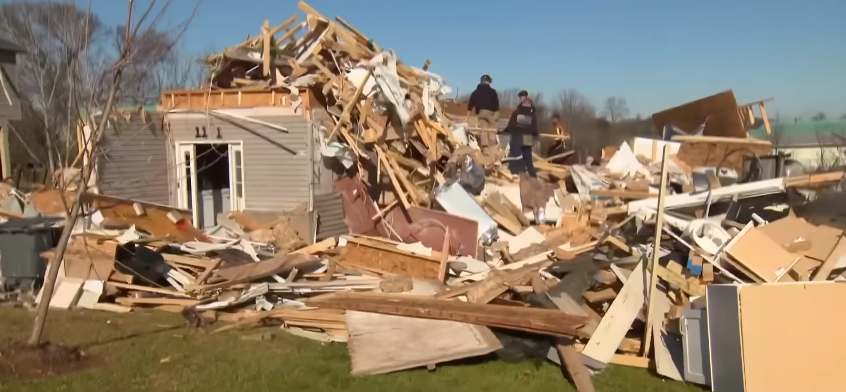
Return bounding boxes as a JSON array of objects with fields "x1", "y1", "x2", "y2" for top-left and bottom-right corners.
[{"x1": 508, "y1": 134, "x2": 537, "y2": 178}]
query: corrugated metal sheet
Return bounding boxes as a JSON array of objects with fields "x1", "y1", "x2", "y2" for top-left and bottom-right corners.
[
  {"x1": 167, "y1": 109, "x2": 311, "y2": 211},
  {"x1": 0, "y1": 53, "x2": 21, "y2": 121},
  {"x1": 97, "y1": 112, "x2": 170, "y2": 205},
  {"x1": 314, "y1": 191, "x2": 348, "y2": 240}
]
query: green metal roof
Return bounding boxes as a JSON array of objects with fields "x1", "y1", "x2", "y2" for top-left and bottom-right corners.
[{"x1": 751, "y1": 119, "x2": 846, "y2": 147}]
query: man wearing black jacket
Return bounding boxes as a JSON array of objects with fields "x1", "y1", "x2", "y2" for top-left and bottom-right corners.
[
  {"x1": 502, "y1": 90, "x2": 538, "y2": 178},
  {"x1": 466, "y1": 74, "x2": 500, "y2": 154}
]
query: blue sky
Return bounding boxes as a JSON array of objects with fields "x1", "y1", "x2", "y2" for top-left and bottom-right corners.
[{"x1": 91, "y1": 0, "x2": 846, "y2": 119}]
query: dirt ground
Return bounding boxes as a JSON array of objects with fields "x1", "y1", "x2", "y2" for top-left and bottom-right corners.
[{"x1": 0, "y1": 342, "x2": 90, "y2": 379}]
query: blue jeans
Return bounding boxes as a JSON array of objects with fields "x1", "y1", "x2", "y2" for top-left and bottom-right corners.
[{"x1": 507, "y1": 134, "x2": 537, "y2": 178}]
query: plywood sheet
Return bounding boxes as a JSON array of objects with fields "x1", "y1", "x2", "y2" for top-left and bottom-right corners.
[
  {"x1": 652, "y1": 90, "x2": 746, "y2": 138},
  {"x1": 727, "y1": 227, "x2": 799, "y2": 282},
  {"x1": 340, "y1": 242, "x2": 440, "y2": 279},
  {"x1": 83, "y1": 193, "x2": 205, "y2": 243},
  {"x1": 346, "y1": 310, "x2": 502, "y2": 375},
  {"x1": 740, "y1": 283, "x2": 846, "y2": 392},
  {"x1": 675, "y1": 138, "x2": 772, "y2": 173},
  {"x1": 54, "y1": 237, "x2": 116, "y2": 281}
]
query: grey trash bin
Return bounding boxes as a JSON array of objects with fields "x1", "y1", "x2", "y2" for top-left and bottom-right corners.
[{"x1": 0, "y1": 217, "x2": 61, "y2": 288}]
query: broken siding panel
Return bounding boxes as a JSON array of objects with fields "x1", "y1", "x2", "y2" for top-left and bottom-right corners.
[
  {"x1": 97, "y1": 113, "x2": 170, "y2": 205},
  {"x1": 0, "y1": 53, "x2": 21, "y2": 121},
  {"x1": 167, "y1": 111, "x2": 311, "y2": 211},
  {"x1": 314, "y1": 192, "x2": 348, "y2": 240}
]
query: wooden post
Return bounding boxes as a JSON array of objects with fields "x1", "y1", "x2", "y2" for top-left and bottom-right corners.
[{"x1": 641, "y1": 144, "x2": 671, "y2": 357}]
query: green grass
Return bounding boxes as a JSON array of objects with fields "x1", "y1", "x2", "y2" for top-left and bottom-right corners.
[{"x1": 0, "y1": 307, "x2": 703, "y2": 392}]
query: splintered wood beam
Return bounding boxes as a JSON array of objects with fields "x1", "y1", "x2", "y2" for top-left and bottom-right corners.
[
  {"x1": 760, "y1": 103, "x2": 772, "y2": 135},
  {"x1": 298, "y1": 1, "x2": 329, "y2": 21},
  {"x1": 438, "y1": 228, "x2": 451, "y2": 282},
  {"x1": 328, "y1": 66, "x2": 373, "y2": 140},
  {"x1": 262, "y1": 20, "x2": 271, "y2": 76},
  {"x1": 276, "y1": 22, "x2": 304, "y2": 47},
  {"x1": 308, "y1": 292, "x2": 589, "y2": 338},
  {"x1": 374, "y1": 145, "x2": 410, "y2": 211},
  {"x1": 268, "y1": 14, "x2": 299, "y2": 37},
  {"x1": 334, "y1": 15, "x2": 381, "y2": 51}
]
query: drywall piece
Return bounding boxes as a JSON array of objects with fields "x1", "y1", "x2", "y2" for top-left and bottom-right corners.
[
  {"x1": 345, "y1": 310, "x2": 502, "y2": 375},
  {"x1": 681, "y1": 308, "x2": 711, "y2": 385},
  {"x1": 435, "y1": 183, "x2": 497, "y2": 243},
  {"x1": 76, "y1": 280, "x2": 104, "y2": 309},
  {"x1": 706, "y1": 284, "x2": 744, "y2": 392},
  {"x1": 482, "y1": 182, "x2": 561, "y2": 223},
  {"x1": 740, "y1": 282, "x2": 846, "y2": 392},
  {"x1": 367, "y1": 51, "x2": 410, "y2": 127},
  {"x1": 632, "y1": 137, "x2": 681, "y2": 162},
  {"x1": 506, "y1": 227, "x2": 546, "y2": 254},
  {"x1": 49, "y1": 277, "x2": 84, "y2": 309},
  {"x1": 606, "y1": 141, "x2": 646, "y2": 177},
  {"x1": 628, "y1": 178, "x2": 784, "y2": 213},
  {"x1": 581, "y1": 260, "x2": 647, "y2": 367},
  {"x1": 35, "y1": 261, "x2": 66, "y2": 306}
]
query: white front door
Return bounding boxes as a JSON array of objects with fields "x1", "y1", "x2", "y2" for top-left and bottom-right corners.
[
  {"x1": 228, "y1": 144, "x2": 246, "y2": 210},
  {"x1": 175, "y1": 143, "x2": 199, "y2": 225}
]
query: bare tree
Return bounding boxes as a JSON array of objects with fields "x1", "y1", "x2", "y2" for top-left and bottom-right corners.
[
  {"x1": 28, "y1": 0, "x2": 195, "y2": 347},
  {"x1": 498, "y1": 88, "x2": 521, "y2": 109},
  {"x1": 552, "y1": 89, "x2": 597, "y2": 157},
  {"x1": 0, "y1": 2, "x2": 107, "y2": 170},
  {"x1": 602, "y1": 96, "x2": 629, "y2": 123},
  {"x1": 0, "y1": 0, "x2": 199, "y2": 172},
  {"x1": 812, "y1": 112, "x2": 827, "y2": 121}
]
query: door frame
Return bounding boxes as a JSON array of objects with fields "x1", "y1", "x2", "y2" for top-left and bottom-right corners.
[{"x1": 174, "y1": 141, "x2": 246, "y2": 226}]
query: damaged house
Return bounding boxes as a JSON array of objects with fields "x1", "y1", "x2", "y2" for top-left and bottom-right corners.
[{"x1": 79, "y1": 88, "x2": 347, "y2": 242}]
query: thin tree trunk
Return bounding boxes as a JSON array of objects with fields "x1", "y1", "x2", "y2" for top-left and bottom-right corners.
[{"x1": 27, "y1": 0, "x2": 134, "y2": 347}]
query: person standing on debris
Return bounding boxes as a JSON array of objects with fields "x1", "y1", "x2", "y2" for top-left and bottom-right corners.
[
  {"x1": 546, "y1": 113, "x2": 571, "y2": 163},
  {"x1": 502, "y1": 90, "x2": 539, "y2": 179},
  {"x1": 466, "y1": 74, "x2": 500, "y2": 154}
]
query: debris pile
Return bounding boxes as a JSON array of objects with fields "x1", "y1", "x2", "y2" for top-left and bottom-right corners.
[{"x1": 2, "y1": 2, "x2": 846, "y2": 391}]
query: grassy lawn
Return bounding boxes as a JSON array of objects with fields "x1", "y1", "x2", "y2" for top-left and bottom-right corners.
[{"x1": 0, "y1": 307, "x2": 703, "y2": 392}]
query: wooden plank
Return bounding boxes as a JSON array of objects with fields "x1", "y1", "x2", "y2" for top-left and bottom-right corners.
[
  {"x1": 581, "y1": 260, "x2": 646, "y2": 366},
  {"x1": 556, "y1": 338, "x2": 596, "y2": 392},
  {"x1": 437, "y1": 229, "x2": 451, "y2": 282},
  {"x1": 115, "y1": 297, "x2": 199, "y2": 307},
  {"x1": 643, "y1": 145, "x2": 671, "y2": 357},
  {"x1": 186, "y1": 254, "x2": 319, "y2": 292},
  {"x1": 309, "y1": 292, "x2": 589, "y2": 338},
  {"x1": 105, "y1": 282, "x2": 191, "y2": 298}
]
